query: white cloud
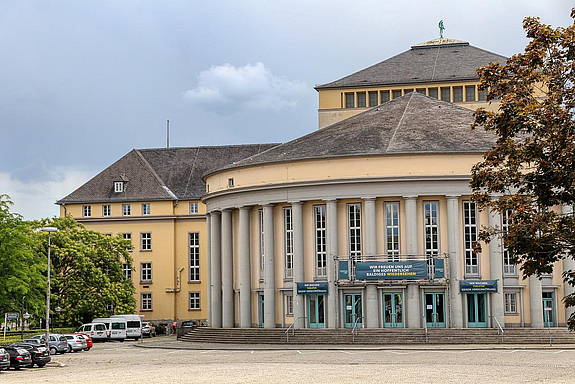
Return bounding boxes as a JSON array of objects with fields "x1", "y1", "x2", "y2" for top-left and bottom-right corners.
[{"x1": 183, "y1": 62, "x2": 309, "y2": 113}]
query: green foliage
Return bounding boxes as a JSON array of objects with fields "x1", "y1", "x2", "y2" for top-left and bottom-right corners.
[{"x1": 470, "y1": 9, "x2": 575, "y2": 328}]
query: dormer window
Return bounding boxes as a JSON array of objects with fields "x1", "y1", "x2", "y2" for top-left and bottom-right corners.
[{"x1": 114, "y1": 181, "x2": 124, "y2": 193}]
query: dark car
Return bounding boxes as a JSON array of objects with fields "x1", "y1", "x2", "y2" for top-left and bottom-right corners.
[
  {"x1": 0, "y1": 348, "x2": 10, "y2": 371},
  {"x1": 10, "y1": 343, "x2": 51, "y2": 368},
  {"x1": 2, "y1": 346, "x2": 32, "y2": 370}
]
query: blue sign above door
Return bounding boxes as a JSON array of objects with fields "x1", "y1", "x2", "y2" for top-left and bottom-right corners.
[
  {"x1": 297, "y1": 282, "x2": 329, "y2": 295},
  {"x1": 459, "y1": 280, "x2": 498, "y2": 293}
]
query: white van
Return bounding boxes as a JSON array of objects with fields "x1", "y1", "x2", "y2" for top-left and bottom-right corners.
[
  {"x1": 76, "y1": 322, "x2": 110, "y2": 341},
  {"x1": 111, "y1": 315, "x2": 142, "y2": 340},
  {"x1": 92, "y1": 317, "x2": 127, "y2": 341}
]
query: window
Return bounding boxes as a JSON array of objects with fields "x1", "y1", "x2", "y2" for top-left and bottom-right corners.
[
  {"x1": 114, "y1": 181, "x2": 124, "y2": 193},
  {"x1": 385, "y1": 202, "x2": 400, "y2": 262},
  {"x1": 314, "y1": 205, "x2": 327, "y2": 277},
  {"x1": 228, "y1": 178, "x2": 234, "y2": 188},
  {"x1": 141, "y1": 262, "x2": 152, "y2": 282},
  {"x1": 286, "y1": 294, "x2": 294, "y2": 316},
  {"x1": 122, "y1": 204, "x2": 131, "y2": 216},
  {"x1": 259, "y1": 209, "x2": 264, "y2": 278},
  {"x1": 102, "y1": 205, "x2": 111, "y2": 217},
  {"x1": 141, "y1": 232, "x2": 152, "y2": 251},
  {"x1": 478, "y1": 88, "x2": 487, "y2": 101},
  {"x1": 416, "y1": 88, "x2": 426, "y2": 95},
  {"x1": 189, "y1": 292, "x2": 200, "y2": 310},
  {"x1": 82, "y1": 205, "x2": 91, "y2": 217},
  {"x1": 142, "y1": 203, "x2": 150, "y2": 215},
  {"x1": 428, "y1": 88, "x2": 438, "y2": 99},
  {"x1": 380, "y1": 90, "x2": 390, "y2": 103},
  {"x1": 424, "y1": 201, "x2": 439, "y2": 274},
  {"x1": 189, "y1": 232, "x2": 200, "y2": 281},
  {"x1": 357, "y1": 92, "x2": 366, "y2": 108},
  {"x1": 440, "y1": 87, "x2": 451, "y2": 102},
  {"x1": 190, "y1": 202, "x2": 198, "y2": 214},
  {"x1": 345, "y1": 93, "x2": 354, "y2": 108},
  {"x1": 463, "y1": 201, "x2": 479, "y2": 275},
  {"x1": 141, "y1": 293, "x2": 152, "y2": 311},
  {"x1": 392, "y1": 90, "x2": 402, "y2": 99},
  {"x1": 465, "y1": 85, "x2": 476, "y2": 102},
  {"x1": 122, "y1": 233, "x2": 133, "y2": 251},
  {"x1": 504, "y1": 292, "x2": 517, "y2": 314},
  {"x1": 403, "y1": 88, "x2": 414, "y2": 95},
  {"x1": 123, "y1": 263, "x2": 132, "y2": 279},
  {"x1": 369, "y1": 91, "x2": 378, "y2": 107},
  {"x1": 348, "y1": 204, "x2": 362, "y2": 258},
  {"x1": 452, "y1": 86, "x2": 463, "y2": 102},
  {"x1": 284, "y1": 207, "x2": 293, "y2": 278},
  {"x1": 502, "y1": 209, "x2": 517, "y2": 275}
]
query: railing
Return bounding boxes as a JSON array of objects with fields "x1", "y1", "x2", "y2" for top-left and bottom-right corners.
[
  {"x1": 285, "y1": 317, "x2": 306, "y2": 342},
  {"x1": 491, "y1": 315, "x2": 504, "y2": 343},
  {"x1": 423, "y1": 314, "x2": 428, "y2": 343},
  {"x1": 351, "y1": 316, "x2": 364, "y2": 343}
]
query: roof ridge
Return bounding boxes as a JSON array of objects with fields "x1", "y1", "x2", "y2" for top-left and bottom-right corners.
[
  {"x1": 182, "y1": 148, "x2": 200, "y2": 198},
  {"x1": 134, "y1": 149, "x2": 173, "y2": 198},
  {"x1": 386, "y1": 92, "x2": 415, "y2": 152},
  {"x1": 137, "y1": 143, "x2": 268, "y2": 152}
]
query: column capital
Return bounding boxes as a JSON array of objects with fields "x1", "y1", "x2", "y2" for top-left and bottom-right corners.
[
  {"x1": 445, "y1": 195, "x2": 461, "y2": 200},
  {"x1": 288, "y1": 201, "x2": 304, "y2": 206},
  {"x1": 239, "y1": 205, "x2": 252, "y2": 211},
  {"x1": 403, "y1": 195, "x2": 418, "y2": 201},
  {"x1": 262, "y1": 203, "x2": 275, "y2": 208},
  {"x1": 323, "y1": 199, "x2": 338, "y2": 204},
  {"x1": 361, "y1": 197, "x2": 377, "y2": 201}
]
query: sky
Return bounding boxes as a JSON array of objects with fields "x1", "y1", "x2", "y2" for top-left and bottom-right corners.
[{"x1": 1, "y1": 0, "x2": 573, "y2": 220}]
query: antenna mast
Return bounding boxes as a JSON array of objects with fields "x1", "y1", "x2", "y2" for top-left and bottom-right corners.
[{"x1": 167, "y1": 120, "x2": 170, "y2": 148}]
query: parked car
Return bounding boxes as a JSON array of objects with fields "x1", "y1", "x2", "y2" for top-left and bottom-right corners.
[
  {"x1": 30, "y1": 334, "x2": 68, "y2": 355},
  {"x1": 111, "y1": 314, "x2": 142, "y2": 340},
  {"x1": 76, "y1": 323, "x2": 110, "y2": 341},
  {"x1": 0, "y1": 348, "x2": 10, "y2": 371},
  {"x1": 2, "y1": 346, "x2": 32, "y2": 370},
  {"x1": 10, "y1": 342, "x2": 51, "y2": 367},
  {"x1": 63, "y1": 334, "x2": 87, "y2": 352},
  {"x1": 73, "y1": 333, "x2": 93, "y2": 351},
  {"x1": 141, "y1": 322, "x2": 156, "y2": 338},
  {"x1": 92, "y1": 317, "x2": 127, "y2": 341}
]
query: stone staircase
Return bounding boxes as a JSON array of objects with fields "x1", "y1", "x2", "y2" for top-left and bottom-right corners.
[{"x1": 178, "y1": 327, "x2": 575, "y2": 345}]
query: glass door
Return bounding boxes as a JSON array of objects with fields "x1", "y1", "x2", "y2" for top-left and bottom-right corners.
[
  {"x1": 308, "y1": 295, "x2": 325, "y2": 328},
  {"x1": 424, "y1": 292, "x2": 446, "y2": 328},
  {"x1": 543, "y1": 292, "x2": 555, "y2": 327},
  {"x1": 344, "y1": 293, "x2": 362, "y2": 328},
  {"x1": 466, "y1": 293, "x2": 487, "y2": 328},
  {"x1": 258, "y1": 294, "x2": 265, "y2": 328},
  {"x1": 383, "y1": 292, "x2": 403, "y2": 328}
]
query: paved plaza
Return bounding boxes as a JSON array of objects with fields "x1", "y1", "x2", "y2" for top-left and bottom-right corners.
[{"x1": 2, "y1": 337, "x2": 575, "y2": 383}]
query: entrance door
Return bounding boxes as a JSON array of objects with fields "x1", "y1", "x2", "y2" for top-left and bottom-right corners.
[
  {"x1": 258, "y1": 294, "x2": 265, "y2": 328},
  {"x1": 383, "y1": 292, "x2": 403, "y2": 328},
  {"x1": 344, "y1": 293, "x2": 362, "y2": 328},
  {"x1": 543, "y1": 292, "x2": 555, "y2": 327},
  {"x1": 308, "y1": 295, "x2": 325, "y2": 328},
  {"x1": 466, "y1": 293, "x2": 487, "y2": 328},
  {"x1": 424, "y1": 292, "x2": 446, "y2": 328}
]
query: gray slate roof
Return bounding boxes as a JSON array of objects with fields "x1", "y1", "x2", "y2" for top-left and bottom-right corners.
[
  {"x1": 58, "y1": 144, "x2": 278, "y2": 204},
  {"x1": 209, "y1": 92, "x2": 496, "y2": 175},
  {"x1": 315, "y1": 40, "x2": 506, "y2": 90}
]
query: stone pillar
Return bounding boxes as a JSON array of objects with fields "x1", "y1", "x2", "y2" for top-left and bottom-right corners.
[
  {"x1": 529, "y1": 275, "x2": 544, "y2": 328},
  {"x1": 221, "y1": 209, "x2": 234, "y2": 328},
  {"x1": 239, "y1": 207, "x2": 252, "y2": 328},
  {"x1": 363, "y1": 198, "x2": 379, "y2": 328},
  {"x1": 446, "y1": 195, "x2": 463, "y2": 328},
  {"x1": 326, "y1": 200, "x2": 339, "y2": 328},
  {"x1": 207, "y1": 213, "x2": 212, "y2": 327},
  {"x1": 404, "y1": 196, "x2": 421, "y2": 328},
  {"x1": 210, "y1": 211, "x2": 222, "y2": 328},
  {"x1": 263, "y1": 204, "x2": 276, "y2": 328},
  {"x1": 562, "y1": 205, "x2": 575, "y2": 324},
  {"x1": 292, "y1": 202, "x2": 305, "y2": 328},
  {"x1": 488, "y1": 206, "x2": 505, "y2": 327}
]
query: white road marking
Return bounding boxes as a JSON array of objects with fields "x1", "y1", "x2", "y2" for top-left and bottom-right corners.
[{"x1": 296, "y1": 350, "x2": 302, "y2": 354}]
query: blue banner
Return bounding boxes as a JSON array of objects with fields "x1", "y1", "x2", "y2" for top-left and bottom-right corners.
[
  {"x1": 339, "y1": 261, "x2": 349, "y2": 280},
  {"x1": 297, "y1": 282, "x2": 329, "y2": 295},
  {"x1": 355, "y1": 261, "x2": 428, "y2": 280},
  {"x1": 434, "y1": 259, "x2": 445, "y2": 278},
  {"x1": 459, "y1": 280, "x2": 498, "y2": 293}
]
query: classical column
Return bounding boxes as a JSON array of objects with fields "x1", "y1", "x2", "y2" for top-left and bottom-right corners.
[
  {"x1": 291, "y1": 202, "x2": 305, "y2": 328},
  {"x1": 221, "y1": 209, "x2": 234, "y2": 328},
  {"x1": 326, "y1": 200, "x2": 338, "y2": 328},
  {"x1": 562, "y1": 205, "x2": 575, "y2": 324},
  {"x1": 263, "y1": 204, "x2": 276, "y2": 328},
  {"x1": 529, "y1": 275, "x2": 544, "y2": 328},
  {"x1": 446, "y1": 195, "x2": 463, "y2": 328},
  {"x1": 210, "y1": 211, "x2": 222, "y2": 328},
  {"x1": 363, "y1": 198, "x2": 379, "y2": 328},
  {"x1": 239, "y1": 207, "x2": 252, "y2": 328},
  {"x1": 488, "y1": 206, "x2": 505, "y2": 327},
  {"x1": 404, "y1": 196, "x2": 421, "y2": 328},
  {"x1": 207, "y1": 213, "x2": 212, "y2": 327}
]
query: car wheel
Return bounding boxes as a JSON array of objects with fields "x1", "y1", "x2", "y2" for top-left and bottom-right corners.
[
  {"x1": 84, "y1": 347, "x2": 90, "y2": 351},
  {"x1": 50, "y1": 347, "x2": 57, "y2": 355},
  {"x1": 67, "y1": 345, "x2": 72, "y2": 353}
]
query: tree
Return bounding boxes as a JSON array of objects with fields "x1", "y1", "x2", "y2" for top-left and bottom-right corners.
[{"x1": 470, "y1": 9, "x2": 575, "y2": 328}]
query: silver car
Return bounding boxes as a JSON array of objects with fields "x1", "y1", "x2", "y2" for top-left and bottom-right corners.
[
  {"x1": 31, "y1": 334, "x2": 68, "y2": 355},
  {"x1": 64, "y1": 334, "x2": 87, "y2": 352}
]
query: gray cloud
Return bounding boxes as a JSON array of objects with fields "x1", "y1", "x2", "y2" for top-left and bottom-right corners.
[{"x1": 10, "y1": 159, "x2": 65, "y2": 184}]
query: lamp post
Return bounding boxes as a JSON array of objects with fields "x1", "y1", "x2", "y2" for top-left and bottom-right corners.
[
  {"x1": 41, "y1": 227, "x2": 58, "y2": 351},
  {"x1": 20, "y1": 295, "x2": 27, "y2": 340}
]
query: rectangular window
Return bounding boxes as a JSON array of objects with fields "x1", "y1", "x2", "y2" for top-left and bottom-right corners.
[
  {"x1": 440, "y1": 87, "x2": 451, "y2": 102},
  {"x1": 228, "y1": 178, "x2": 234, "y2": 188},
  {"x1": 141, "y1": 232, "x2": 152, "y2": 251},
  {"x1": 82, "y1": 205, "x2": 91, "y2": 217},
  {"x1": 502, "y1": 210, "x2": 517, "y2": 275},
  {"x1": 380, "y1": 90, "x2": 390, "y2": 103},
  {"x1": 428, "y1": 88, "x2": 438, "y2": 99},
  {"x1": 102, "y1": 205, "x2": 111, "y2": 217},
  {"x1": 345, "y1": 93, "x2": 354, "y2": 108},
  {"x1": 286, "y1": 294, "x2": 294, "y2": 316},
  {"x1": 385, "y1": 202, "x2": 400, "y2": 262},
  {"x1": 465, "y1": 85, "x2": 476, "y2": 102},
  {"x1": 284, "y1": 207, "x2": 293, "y2": 278},
  {"x1": 504, "y1": 292, "x2": 517, "y2": 314},
  {"x1": 478, "y1": 88, "x2": 487, "y2": 101},
  {"x1": 453, "y1": 86, "x2": 463, "y2": 102},
  {"x1": 122, "y1": 233, "x2": 133, "y2": 251},
  {"x1": 122, "y1": 263, "x2": 132, "y2": 279},
  {"x1": 424, "y1": 201, "x2": 439, "y2": 274},
  {"x1": 368, "y1": 91, "x2": 378, "y2": 107},
  {"x1": 463, "y1": 201, "x2": 479, "y2": 276},
  {"x1": 314, "y1": 205, "x2": 327, "y2": 277},
  {"x1": 357, "y1": 92, "x2": 366, "y2": 108},
  {"x1": 141, "y1": 293, "x2": 152, "y2": 311},
  {"x1": 403, "y1": 88, "x2": 414, "y2": 95},
  {"x1": 140, "y1": 262, "x2": 152, "y2": 282},
  {"x1": 259, "y1": 209, "x2": 264, "y2": 278},
  {"x1": 392, "y1": 90, "x2": 402, "y2": 99},
  {"x1": 190, "y1": 202, "x2": 198, "y2": 214},
  {"x1": 189, "y1": 292, "x2": 200, "y2": 310},
  {"x1": 122, "y1": 204, "x2": 131, "y2": 216},
  {"x1": 114, "y1": 181, "x2": 124, "y2": 193},
  {"x1": 416, "y1": 88, "x2": 426, "y2": 95},
  {"x1": 348, "y1": 203, "x2": 362, "y2": 258},
  {"x1": 189, "y1": 232, "x2": 200, "y2": 281},
  {"x1": 142, "y1": 203, "x2": 150, "y2": 215}
]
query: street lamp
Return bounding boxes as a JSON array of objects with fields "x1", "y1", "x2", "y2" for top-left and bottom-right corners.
[{"x1": 41, "y1": 227, "x2": 58, "y2": 351}]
